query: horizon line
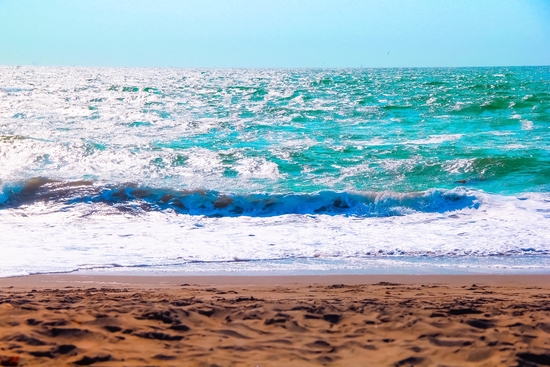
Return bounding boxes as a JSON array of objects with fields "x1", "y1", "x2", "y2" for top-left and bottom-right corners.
[{"x1": 1, "y1": 64, "x2": 549, "y2": 70}]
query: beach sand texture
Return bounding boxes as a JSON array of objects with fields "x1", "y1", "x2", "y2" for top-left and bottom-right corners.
[{"x1": 0, "y1": 275, "x2": 550, "y2": 366}]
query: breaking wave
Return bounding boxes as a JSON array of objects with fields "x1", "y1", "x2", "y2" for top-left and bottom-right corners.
[{"x1": 0, "y1": 177, "x2": 480, "y2": 217}]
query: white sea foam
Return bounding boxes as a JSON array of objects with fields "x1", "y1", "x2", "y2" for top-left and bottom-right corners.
[
  {"x1": 521, "y1": 120, "x2": 534, "y2": 130},
  {"x1": 1, "y1": 190, "x2": 549, "y2": 277},
  {"x1": 234, "y1": 157, "x2": 280, "y2": 179},
  {"x1": 403, "y1": 134, "x2": 462, "y2": 145},
  {"x1": 442, "y1": 158, "x2": 476, "y2": 174}
]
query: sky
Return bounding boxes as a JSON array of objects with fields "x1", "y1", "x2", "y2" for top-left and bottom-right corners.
[{"x1": 0, "y1": 0, "x2": 549, "y2": 68}]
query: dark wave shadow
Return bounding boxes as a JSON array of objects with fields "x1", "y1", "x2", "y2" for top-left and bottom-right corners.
[{"x1": 0, "y1": 177, "x2": 480, "y2": 217}]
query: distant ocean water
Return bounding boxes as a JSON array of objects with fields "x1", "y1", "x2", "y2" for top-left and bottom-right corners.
[{"x1": 1, "y1": 66, "x2": 549, "y2": 277}]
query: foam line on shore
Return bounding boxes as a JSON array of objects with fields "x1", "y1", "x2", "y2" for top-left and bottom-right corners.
[{"x1": 2, "y1": 273, "x2": 550, "y2": 288}]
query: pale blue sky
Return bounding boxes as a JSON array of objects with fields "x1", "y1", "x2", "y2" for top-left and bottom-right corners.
[{"x1": 1, "y1": 0, "x2": 549, "y2": 68}]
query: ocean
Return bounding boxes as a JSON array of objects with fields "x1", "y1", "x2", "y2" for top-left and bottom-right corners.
[{"x1": 1, "y1": 66, "x2": 549, "y2": 277}]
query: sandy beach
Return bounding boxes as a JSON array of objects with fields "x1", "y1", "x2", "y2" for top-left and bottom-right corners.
[{"x1": 1, "y1": 274, "x2": 550, "y2": 366}]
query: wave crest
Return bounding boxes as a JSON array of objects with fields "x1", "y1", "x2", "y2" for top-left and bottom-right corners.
[{"x1": 0, "y1": 178, "x2": 480, "y2": 217}]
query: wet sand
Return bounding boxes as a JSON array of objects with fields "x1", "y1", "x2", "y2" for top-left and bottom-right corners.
[{"x1": 1, "y1": 274, "x2": 550, "y2": 366}]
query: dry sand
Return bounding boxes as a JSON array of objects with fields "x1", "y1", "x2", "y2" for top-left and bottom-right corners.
[{"x1": 0, "y1": 274, "x2": 549, "y2": 366}]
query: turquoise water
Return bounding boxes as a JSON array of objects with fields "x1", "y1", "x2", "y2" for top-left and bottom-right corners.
[
  {"x1": 1, "y1": 66, "x2": 549, "y2": 196},
  {"x1": 146, "y1": 67, "x2": 550, "y2": 195},
  {"x1": 0, "y1": 66, "x2": 549, "y2": 276}
]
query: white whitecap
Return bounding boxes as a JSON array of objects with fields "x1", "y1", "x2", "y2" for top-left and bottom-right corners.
[
  {"x1": 521, "y1": 120, "x2": 534, "y2": 130},
  {"x1": 235, "y1": 157, "x2": 280, "y2": 179},
  {"x1": 403, "y1": 134, "x2": 462, "y2": 145}
]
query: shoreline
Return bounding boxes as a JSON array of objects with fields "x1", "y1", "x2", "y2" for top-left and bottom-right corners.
[{"x1": 2, "y1": 273, "x2": 550, "y2": 289}]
